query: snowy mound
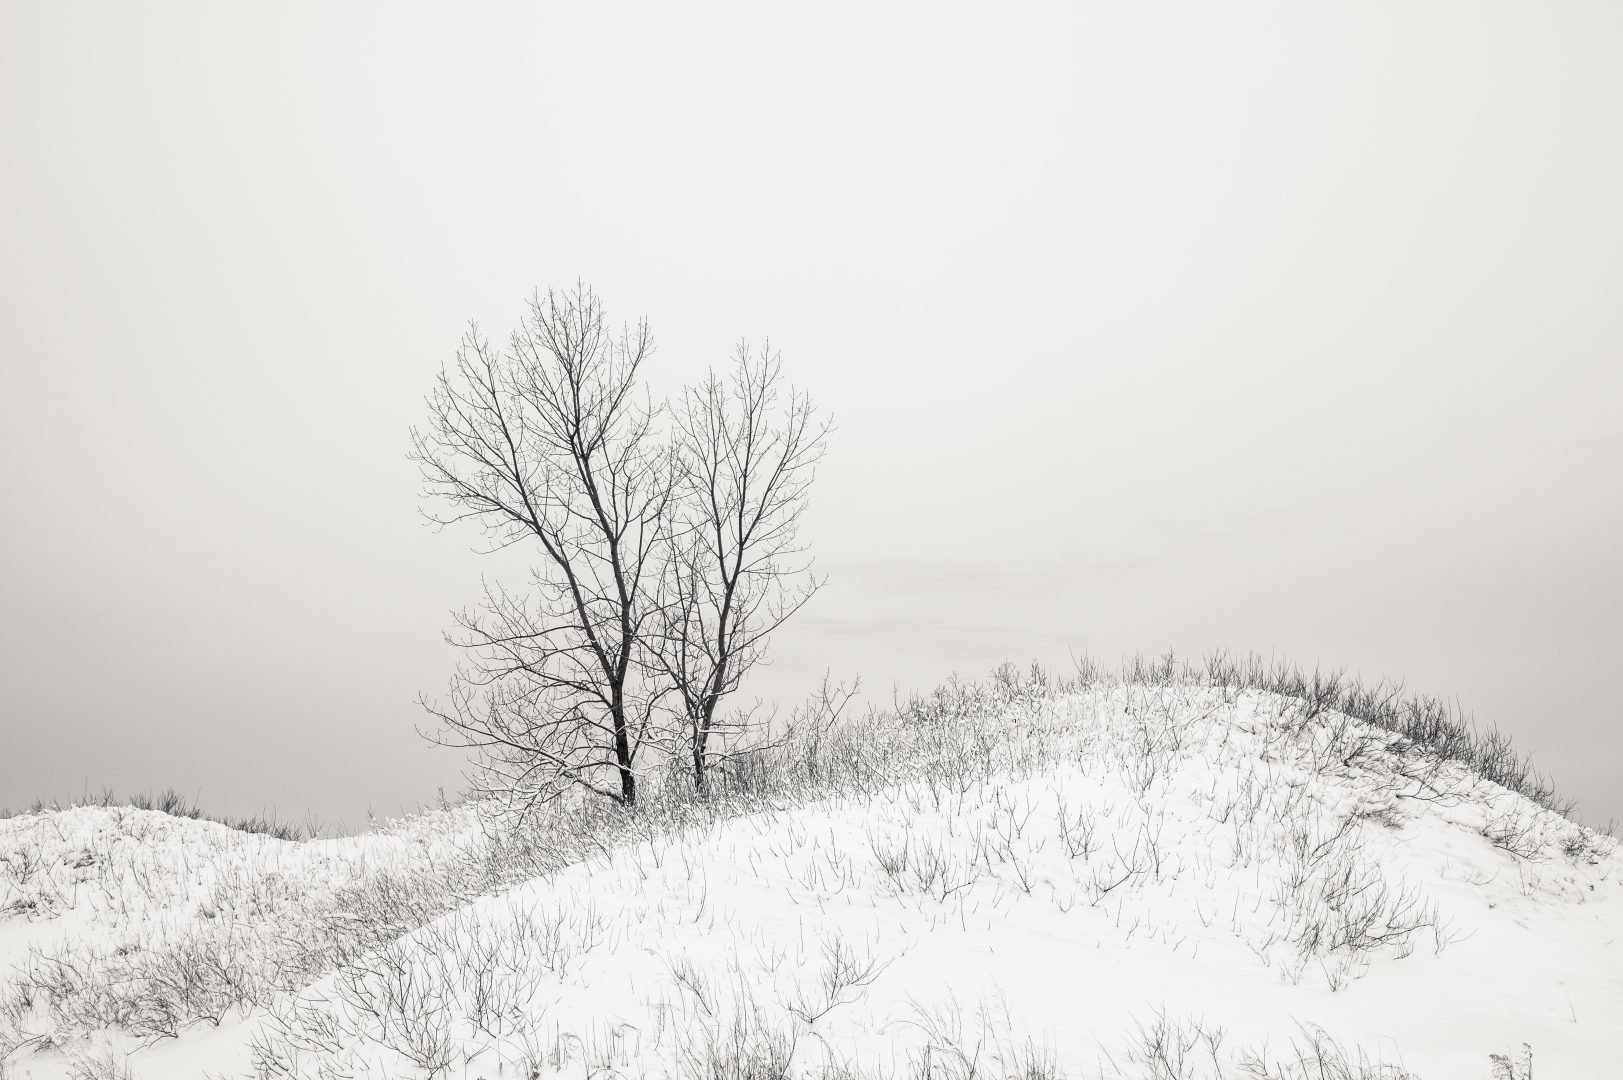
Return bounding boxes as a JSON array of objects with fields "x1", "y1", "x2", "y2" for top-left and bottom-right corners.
[{"x1": 2, "y1": 685, "x2": 1618, "y2": 1079}]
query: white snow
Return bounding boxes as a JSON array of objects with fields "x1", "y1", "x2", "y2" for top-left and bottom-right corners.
[{"x1": 2, "y1": 685, "x2": 1618, "y2": 1078}]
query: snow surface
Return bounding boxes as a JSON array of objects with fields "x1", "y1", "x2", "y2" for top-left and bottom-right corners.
[{"x1": 1, "y1": 686, "x2": 1618, "y2": 1078}]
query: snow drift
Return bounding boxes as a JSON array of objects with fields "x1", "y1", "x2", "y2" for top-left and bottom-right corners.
[{"x1": 1, "y1": 676, "x2": 1617, "y2": 1079}]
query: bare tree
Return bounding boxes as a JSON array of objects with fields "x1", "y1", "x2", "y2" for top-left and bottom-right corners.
[
  {"x1": 653, "y1": 343, "x2": 831, "y2": 794},
  {"x1": 409, "y1": 283, "x2": 674, "y2": 809}
]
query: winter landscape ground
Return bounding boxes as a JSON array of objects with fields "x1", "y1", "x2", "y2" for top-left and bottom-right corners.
[{"x1": 1, "y1": 657, "x2": 1617, "y2": 1080}]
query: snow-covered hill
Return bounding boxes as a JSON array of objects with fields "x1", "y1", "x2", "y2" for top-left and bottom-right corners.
[{"x1": 2, "y1": 680, "x2": 1618, "y2": 1078}]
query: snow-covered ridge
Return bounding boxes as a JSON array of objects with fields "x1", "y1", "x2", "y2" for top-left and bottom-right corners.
[{"x1": 2, "y1": 684, "x2": 1618, "y2": 1078}]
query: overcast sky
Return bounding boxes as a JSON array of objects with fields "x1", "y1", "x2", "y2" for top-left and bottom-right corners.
[{"x1": 3, "y1": 1, "x2": 1620, "y2": 831}]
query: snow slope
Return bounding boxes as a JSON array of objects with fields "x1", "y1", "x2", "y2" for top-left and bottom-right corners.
[{"x1": 2, "y1": 684, "x2": 1618, "y2": 1078}]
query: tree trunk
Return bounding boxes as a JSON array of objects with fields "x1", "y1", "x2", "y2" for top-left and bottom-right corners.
[
  {"x1": 692, "y1": 733, "x2": 709, "y2": 796},
  {"x1": 611, "y1": 699, "x2": 637, "y2": 806}
]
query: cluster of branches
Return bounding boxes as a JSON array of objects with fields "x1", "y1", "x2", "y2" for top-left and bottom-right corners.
[{"x1": 409, "y1": 282, "x2": 830, "y2": 810}]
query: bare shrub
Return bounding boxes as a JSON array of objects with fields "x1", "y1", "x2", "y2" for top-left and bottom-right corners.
[{"x1": 1488, "y1": 1044, "x2": 1533, "y2": 1080}]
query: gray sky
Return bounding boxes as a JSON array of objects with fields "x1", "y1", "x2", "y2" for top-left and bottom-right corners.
[{"x1": 3, "y1": 2, "x2": 1620, "y2": 831}]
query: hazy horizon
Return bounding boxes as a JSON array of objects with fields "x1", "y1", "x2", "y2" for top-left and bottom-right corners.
[{"x1": 3, "y1": 1, "x2": 1620, "y2": 831}]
